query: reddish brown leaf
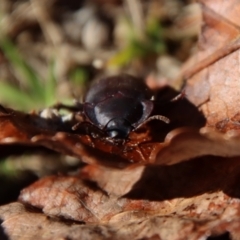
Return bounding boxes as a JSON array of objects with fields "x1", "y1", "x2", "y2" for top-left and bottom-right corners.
[
  {"x1": 1, "y1": 201, "x2": 239, "y2": 240},
  {"x1": 8, "y1": 155, "x2": 240, "y2": 239},
  {"x1": 18, "y1": 156, "x2": 240, "y2": 222},
  {"x1": 2, "y1": 104, "x2": 240, "y2": 167},
  {"x1": 0, "y1": 102, "x2": 201, "y2": 166}
]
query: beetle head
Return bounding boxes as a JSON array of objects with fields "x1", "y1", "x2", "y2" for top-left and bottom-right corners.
[{"x1": 105, "y1": 118, "x2": 132, "y2": 139}]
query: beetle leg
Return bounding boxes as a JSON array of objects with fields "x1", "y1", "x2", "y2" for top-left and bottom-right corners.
[
  {"x1": 72, "y1": 122, "x2": 81, "y2": 131},
  {"x1": 72, "y1": 121, "x2": 93, "y2": 132},
  {"x1": 134, "y1": 115, "x2": 170, "y2": 131},
  {"x1": 170, "y1": 89, "x2": 185, "y2": 102},
  {"x1": 72, "y1": 121, "x2": 106, "y2": 139},
  {"x1": 52, "y1": 102, "x2": 83, "y2": 112},
  {"x1": 105, "y1": 136, "x2": 125, "y2": 145}
]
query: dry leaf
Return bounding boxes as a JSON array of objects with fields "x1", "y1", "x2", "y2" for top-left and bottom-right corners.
[
  {"x1": 7, "y1": 156, "x2": 240, "y2": 238},
  {"x1": 1, "y1": 201, "x2": 240, "y2": 240},
  {"x1": 2, "y1": 104, "x2": 240, "y2": 167},
  {"x1": 18, "y1": 156, "x2": 240, "y2": 222},
  {"x1": 184, "y1": 0, "x2": 240, "y2": 131}
]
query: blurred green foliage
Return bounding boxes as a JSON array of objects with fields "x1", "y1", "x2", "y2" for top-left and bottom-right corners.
[
  {"x1": 70, "y1": 67, "x2": 88, "y2": 86},
  {"x1": 0, "y1": 16, "x2": 165, "y2": 110},
  {"x1": 109, "y1": 17, "x2": 166, "y2": 67},
  {"x1": 0, "y1": 38, "x2": 60, "y2": 110}
]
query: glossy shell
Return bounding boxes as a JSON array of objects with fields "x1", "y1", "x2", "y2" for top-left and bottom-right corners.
[{"x1": 83, "y1": 74, "x2": 154, "y2": 130}]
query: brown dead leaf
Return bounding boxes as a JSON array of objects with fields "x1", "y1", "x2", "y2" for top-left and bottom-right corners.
[
  {"x1": 184, "y1": 0, "x2": 240, "y2": 131},
  {"x1": 0, "y1": 105, "x2": 138, "y2": 167},
  {"x1": 18, "y1": 157, "x2": 240, "y2": 222},
  {"x1": 0, "y1": 202, "x2": 115, "y2": 240},
  {"x1": 2, "y1": 103, "x2": 240, "y2": 167},
  {"x1": 19, "y1": 175, "x2": 123, "y2": 223},
  {"x1": 1, "y1": 201, "x2": 240, "y2": 240},
  {"x1": 8, "y1": 156, "x2": 240, "y2": 239}
]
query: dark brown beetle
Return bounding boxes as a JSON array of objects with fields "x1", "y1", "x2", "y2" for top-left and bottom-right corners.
[{"x1": 74, "y1": 74, "x2": 170, "y2": 139}]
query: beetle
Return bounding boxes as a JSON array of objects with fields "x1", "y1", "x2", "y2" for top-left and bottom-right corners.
[{"x1": 72, "y1": 74, "x2": 170, "y2": 139}]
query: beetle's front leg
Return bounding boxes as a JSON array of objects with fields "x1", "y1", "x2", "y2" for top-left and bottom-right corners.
[
  {"x1": 170, "y1": 90, "x2": 185, "y2": 102},
  {"x1": 72, "y1": 120, "x2": 106, "y2": 139}
]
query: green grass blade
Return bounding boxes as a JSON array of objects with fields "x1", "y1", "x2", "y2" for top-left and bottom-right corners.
[
  {"x1": 44, "y1": 60, "x2": 57, "y2": 106},
  {"x1": 0, "y1": 81, "x2": 34, "y2": 110},
  {"x1": 0, "y1": 38, "x2": 45, "y2": 99}
]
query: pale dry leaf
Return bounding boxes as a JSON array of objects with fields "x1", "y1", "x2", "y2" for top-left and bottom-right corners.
[
  {"x1": 0, "y1": 202, "x2": 115, "y2": 240},
  {"x1": 18, "y1": 156, "x2": 240, "y2": 224},
  {"x1": 6, "y1": 157, "x2": 240, "y2": 239},
  {"x1": 184, "y1": 0, "x2": 240, "y2": 131}
]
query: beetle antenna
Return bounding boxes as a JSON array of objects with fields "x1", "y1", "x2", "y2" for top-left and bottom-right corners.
[{"x1": 134, "y1": 115, "x2": 170, "y2": 131}]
